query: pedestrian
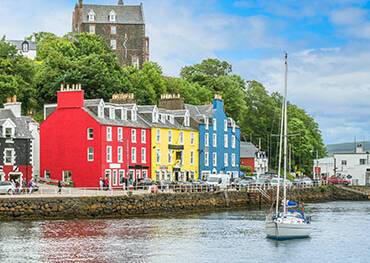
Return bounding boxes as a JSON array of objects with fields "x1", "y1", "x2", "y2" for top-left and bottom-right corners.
[
  {"x1": 58, "y1": 180, "x2": 62, "y2": 194},
  {"x1": 99, "y1": 178, "x2": 104, "y2": 191},
  {"x1": 15, "y1": 180, "x2": 20, "y2": 194},
  {"x1": 104, "y1": 177, "x2": 109, "y2": 191},
  {"x1": 28, "y1": 180, "x2": 33, "y2": 194}
]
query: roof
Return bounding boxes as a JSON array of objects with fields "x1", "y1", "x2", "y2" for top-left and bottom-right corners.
[
  {"x1": 81, "y1": 4, "x2": 144, "y2": 24},
  {"x1": 7, "y1": 40, "x2": 36, "y2": 50},
  {"x1": 0, "y1": 109, "x2": 35, "y2": 139},
  {"x1": 185, "y1": 104, "x2": 213, "y2": 121},
  {"x1": 240, "y1": 142, "x2": 258, "y2": 158}
]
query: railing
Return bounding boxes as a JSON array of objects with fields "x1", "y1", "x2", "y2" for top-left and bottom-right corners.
[{"x1": 0, "y1": 180, "x2": 327, "y2": 198}]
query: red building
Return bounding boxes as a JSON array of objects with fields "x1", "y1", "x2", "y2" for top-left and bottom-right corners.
[
  {"x1": 240, "y1": 141, "x2": 268, "y2": 176},
  {"x1": 40, "y1": 84, "x2": 151, "y2": 188}
]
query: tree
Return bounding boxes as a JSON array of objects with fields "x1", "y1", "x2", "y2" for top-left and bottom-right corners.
[
  {"x1": 35, "y1": 33, "x2": 128, "y2": 106},
  {"x1": 0, "y1": 39, "x2": 36, "y2": 112}
]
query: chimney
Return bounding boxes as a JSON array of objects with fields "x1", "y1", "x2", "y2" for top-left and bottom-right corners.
[
  {"x1": 110, "y1": 93, "x2": 136, "y2": 104},
  {"x1": 57, "y1": 83, "x2": 84, "y2": 109},
  {"x1": 4, "y1": 95, "x2": 22, "y2": 117},
  {"x1": 118, "y1": 0, "x2": 124, "y2": 5},
  {"x1": 78, "y1": 0, "x2": 83, "y2": 8},
  {"x1": 159, "y1": 94, "x2": 184, "y2": 110},
  {"x1": 212, "y1": 93, "x2": 224, "y2": 110}
]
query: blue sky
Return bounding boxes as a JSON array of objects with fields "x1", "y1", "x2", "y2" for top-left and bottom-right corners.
[{"x1": 1, "y1": 0, "x2": 370, "y2": 145}]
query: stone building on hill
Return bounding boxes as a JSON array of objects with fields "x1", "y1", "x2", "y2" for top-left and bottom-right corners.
[{"x1": 72, "y1": 0, "x2": 149, "y2": 68}]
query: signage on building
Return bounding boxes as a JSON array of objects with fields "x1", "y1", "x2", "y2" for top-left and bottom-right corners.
[
  {"x1": 109, "y1": 163, "x2": 121, "y2": 169},
  {"x1": 168, "y1": 145, "x2": 184, "y2": 150}
]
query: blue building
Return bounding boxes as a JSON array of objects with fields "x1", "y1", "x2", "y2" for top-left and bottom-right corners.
[{"x1": 185, "y1": 95, "x2": 240, "y2": 180}]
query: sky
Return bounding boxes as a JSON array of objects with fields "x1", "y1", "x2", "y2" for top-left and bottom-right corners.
[{"x1": 1, "y1": 0, "x2": 370, "y2": 145}]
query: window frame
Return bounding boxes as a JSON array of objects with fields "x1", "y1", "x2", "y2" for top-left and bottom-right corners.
[
  {"x1": 106, "y1": 127, "x2": 112, "y2": 142},
  {"x1": 106, "y1": 146, "x2": 112, "y2": 163},
  {"x1": 118, "y1": 146, "x2": 123, "y2": 163},
  {"x1": 131, "y1": 129, "x2": 137, "y2": 143},
  {"x1": 87, "y1": 147, "x2": 94, "y2": 162},
  {"x1": 87, "y1": 128, "x2": 94, "y2": 140},
  {"x1": 131, "y1": 147, "x2": 137, "y2": 163}
]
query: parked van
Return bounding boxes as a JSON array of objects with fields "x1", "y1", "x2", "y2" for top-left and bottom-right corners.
[{"x1": 206, "y1": 174, "x2": 231, "y2": 189}]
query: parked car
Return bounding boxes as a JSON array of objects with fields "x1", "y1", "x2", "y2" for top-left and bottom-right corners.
[
  {"x1": 328, "y1": 177, "x2": 351, "y2": 185},
  {"x1": 301, "y1": 178, "x2": 313, "y2": 186},
  {"x1": 0, "y1": 181, "x2": 15, "y2": 195},
  {"x1": 206, "y1": 174, "x2": 231, "y2": 189},
  {"x1": 270, "y1": 178, "x2": 293, "y2": 187}
]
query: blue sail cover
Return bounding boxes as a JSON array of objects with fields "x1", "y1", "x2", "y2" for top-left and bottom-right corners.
[{"x1": 287, "y1": 200, "x2": 298, "y2": 207}]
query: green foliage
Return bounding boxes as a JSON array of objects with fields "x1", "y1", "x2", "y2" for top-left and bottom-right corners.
[
  {"x1": 0, "y1": 32, "x2": 326, "y2": 173},
  {"x1": 0, "y1": 40, "x2": 36, "y2": 112}
]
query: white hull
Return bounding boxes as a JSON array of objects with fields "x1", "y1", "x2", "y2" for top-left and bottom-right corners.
[{"x1": 265, "y1": 221, "x2": 311, "y2": 240}]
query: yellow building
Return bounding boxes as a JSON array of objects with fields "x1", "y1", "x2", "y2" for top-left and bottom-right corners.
[{"x1": 138, "y1": 105, "x2": 199, "y2": 182}]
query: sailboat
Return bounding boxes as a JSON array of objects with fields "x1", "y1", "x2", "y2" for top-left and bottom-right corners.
[{"x1": 265, "y1": 53, "x2": 311, "y2": 240}]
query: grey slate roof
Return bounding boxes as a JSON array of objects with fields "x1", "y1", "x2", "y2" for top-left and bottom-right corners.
[
  {"x1": 0, "y1": 109, "x2": 34, "y2": 139},
  {"x1": 7, "y1": 40, "x2": 36, "y2": 50},
  {"x1": 240, "y1": 142, "x2": 258, "y2": 158},
  {"x1": 82, "y1": 4, "x2": 144, "y2": 24},
  {"x1": 185, "y1": 104, "x2": 213, "y2": 122}
]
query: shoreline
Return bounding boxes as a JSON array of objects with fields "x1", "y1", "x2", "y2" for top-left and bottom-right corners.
[{"x1": 0, "y1": 186, "x2": 368, "y2": 221}]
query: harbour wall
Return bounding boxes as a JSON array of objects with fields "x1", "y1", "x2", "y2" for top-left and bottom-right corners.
[{"x1": 0, "y1": 186, "x2": 367, "y2": 221}]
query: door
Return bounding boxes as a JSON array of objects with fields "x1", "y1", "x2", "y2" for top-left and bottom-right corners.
[{"x1": 112, "y1": 170, "x2": 118, "y2": 187}]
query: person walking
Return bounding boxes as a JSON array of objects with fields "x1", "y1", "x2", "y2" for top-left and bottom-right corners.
[
  {"x1": 99, "y1": 178, "x2": 104, "y2": 191},
  {"x1": 28, "y1": 180, "x2": 33, "y2": 194},
  {"x1": 57, "y1": 181, "x2": 62, "y2": 194}
]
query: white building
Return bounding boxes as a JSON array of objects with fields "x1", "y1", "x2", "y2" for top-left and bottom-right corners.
[
  {"x1": 314, "y1": 144, "x2": 370, "y2": 186},
  {"x1": 240, "y1": 142, "x2": 268, "y2": 177},
  {"x1": 7, "y1": 40, "x2": 37, "y2": 60}
]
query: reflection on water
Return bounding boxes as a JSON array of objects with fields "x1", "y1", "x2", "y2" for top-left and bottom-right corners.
[{"x1": 0, "y1": 202, "x2": 370, "y2": 263}]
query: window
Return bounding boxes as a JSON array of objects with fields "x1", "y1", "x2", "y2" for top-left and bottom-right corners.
[
  {"x1": 5, "y1": 127, "x2": 13, "y2": 139},
  {"x1": 213, "y1": 118, "x2": 217, "y2": 131},
  {"x1": 156, "y1": 149, "x2": 161, "y2": 164},
  {"x1": 205, "y1": 117, "x2": 209, "y2": 130},
  {"x1": 109, "y1": 10, "x2": 116, "y2": 22},
  {"x1": 89, "y1": 25, "x2": 95, "y2": 34},
  {"x1": 224, "y1": 153, "x2": 228, "y2": 166},
  {"x1": 88, "y1": 10, "x2": 95, "y2": 22},
  {"x1": 205, "y1": 152, "x2": 209, "y2": 166},
  {"x1": 106, "y1": 146, "x2": 112, "y2": 163},
  {"x1": 179, "y1": 132, "x2": 184, "y2": 145},
  {"x1": 111, "y1": 39, "x2": 117, "y2": 50},
  {"x1": 224, "y1": 134, "x2": 228, "y2": 148},
  {"x1": 213, "y1": 134, "x2": 217, "y2": 147},
  {"x1": 190, "y1": 151, "x2": 194, "y2": 165},
  {"x1": 341, "y1": 160, "x2": 347, "y2": 165},
  {"x1": 213, "y1": 152, "x2": 217, "y2": 166},
  {"x1": 132, "y1": 56, "x2": 140, "y2": 69},
  {"x1": 111, "y1": 25, "x2": 116, "y2": 35},
  {"x1": 22, "y1": 42, "x2": 29, "y2": 52},
  {"x1": 62, "y1": 171, "x2": 72, "y2": 184},
  {"x1": 119, "y1": 170, "x2": 125, "y2": 185},
  {"x1": 131, "y1": 147, "x2": 136, "y2": 163},
  {"x1": 87, "y1": 128, "x2": 94, "y2": 140},
  {"x1": 360, "y1": 159, "x2": 366, "y2": 165},
  {"x1": 168, "y1": 151, "x2": 172, "y2": 164},
  {"x1": 106, "y1": 127, "x2": 112, "y2": 141},
  {"x1": 232, "y1": 153, "x2": 236, "y2": 167},
  {"x1": 44, "y1": 170, "x2": 50, "y2": 180},
  {"x1": 142, "y1": 170, "x2": 148, "y2": 179},
  {"x1": 87, "y1": 147, "x2": 94, "y2": 161},
  {"x1": 224, "y1": 119, "x2": 228, "y2": 132},
  {"x1": 113, "y1": 170, "x2": 118, "y2": 186},
  {"x1": 232, "y1": 135, "x2": 236, "y2": 149},
  {"x1": 168, "y1": 130, "x2": 172, "y2": 144},
  {"x1": 232, "y1": 122, "x2": 236, "y2": 133},
  {"x1": 136, "y1": 170, "x2": 141, "y2": 180},
  {"x1": 141, "y1": 130, "x2": 146, "y2": 143},
  {"x1": 4, "y1": 149, "x2": 13, "y2": 165},
  {"x1": 190, "y1": 133, "x2": 195, "y2": 145},
  {"x1": 131, "y1": 129, "x2": 137, "y2": 143},
  {"x1": 131, "y1": 110, "x2": 137, "y2": 121},
  {"x1": 205, "y1": 133, "x2": 209, "y2": 147},
  {"x1": 156, "y1": 129, "x2": 161, "y2": 143},
  {"x1": 118, "y1": 146, "x2": 123, "y2": 163},
  {"x1": 141, "y1": 148, "x2": 146, "y2": 163},
  {"x1": 118, "y1": 128, "x2": 123, "y2": 141}
]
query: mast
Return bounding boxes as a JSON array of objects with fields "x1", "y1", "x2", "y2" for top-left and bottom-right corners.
[
  {"x1": 283, "y1": 53, "x2": 288, "y2": 214},
  {"x1": 275, "y1": 93, "x2": 284, "y2": 214}
]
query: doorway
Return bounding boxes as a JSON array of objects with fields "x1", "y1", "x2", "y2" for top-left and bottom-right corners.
[{"x1": 9, "y1": 173, "x2": 22, "y2": 185}]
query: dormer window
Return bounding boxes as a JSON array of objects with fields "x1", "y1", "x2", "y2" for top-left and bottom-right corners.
[
  {"x1": 5, "y1": 127, "x2": 13, "y2": 139},
  {"x1": 152, "y1": 110, "x2": 159, "y2": 123},
  {"x1": 160, "y1": 114, "x2": 166, "y2": 123},
  {"x1": 88, "y1": 10, "x2": 96, "y2": 22},
  {"x1": 109, "y1": 10, "x2": 116, "y2": 22},
  {"x1": 22, "y1": 41, "x2": 29, "y2": 52}
]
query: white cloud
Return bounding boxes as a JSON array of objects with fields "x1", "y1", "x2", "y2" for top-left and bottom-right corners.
[{"x1": 233, "y1": 46, "x2": 370, "y2": 144}]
